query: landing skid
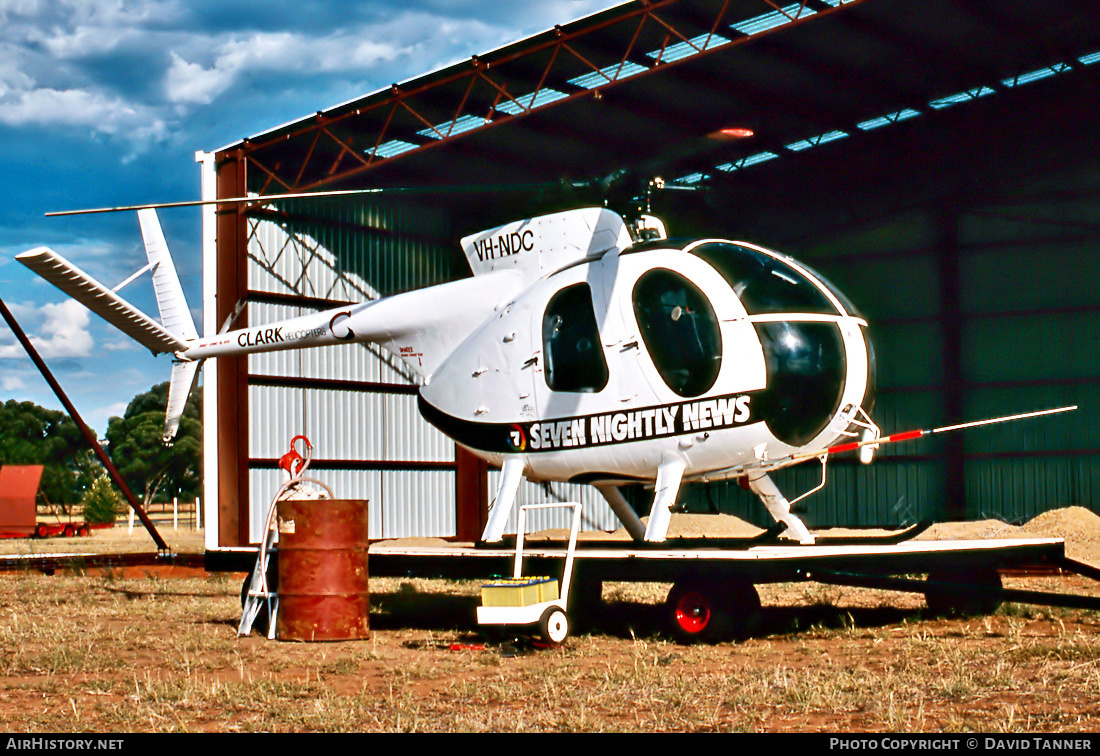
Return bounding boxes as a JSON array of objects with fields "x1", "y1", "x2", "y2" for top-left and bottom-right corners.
[
  {"x1": 809, "y1": 520, "x2": 931, "y2": 546},
  {"x1": 481, "y1": 520, "x2": 932, "y2": 552},
  {"x1": 645, "y1": 520, "x2": 931, "y2": 550}
]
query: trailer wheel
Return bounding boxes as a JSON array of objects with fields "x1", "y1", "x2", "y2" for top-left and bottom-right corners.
[
  {"x1": 76, "y1": 525, "x2": 90, "y2": 537},
  {"x1": 567, "y1": 575, "x2": 602, "y2": 633},
  {"x1": 925, "y1": 568, "x2": 1003, "y2": 617},
  {"x1": 62, "y1": 524, "x2": 75, "y2": 538},
  {"x1": 539, "y1": 607, "x2": 570, "y2": 645},
  {"x1": 33, "y1": 523, "x2": 48, "y2": 539},
  {"x1": 667, "y1": 579, "x2": 760, "y2": 644}
]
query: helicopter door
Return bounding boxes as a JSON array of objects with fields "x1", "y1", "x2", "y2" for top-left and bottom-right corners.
[
  {"x1": 526, "y1": 268, "x2": 614, "y2": 449},
  {"x1": 540, "y1": 282, "x2": 609, "y2": 395}
]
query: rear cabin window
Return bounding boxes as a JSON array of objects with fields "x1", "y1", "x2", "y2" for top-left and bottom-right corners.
[
  {"x1": 632, "y1": 269, "x2": 722, "y2": 397},
  {"x1": 542, "y1": 283, "x2": 609, "y2": 393}
]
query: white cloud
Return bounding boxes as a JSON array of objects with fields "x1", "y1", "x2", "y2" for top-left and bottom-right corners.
[
  {"x1": 0, "y1": 86, "x2": 140, "y2": 128},
  {"x1": 164, "y1": 51, "x2": 233, "y2": 105},
  {"x1": 164, "y1": 28, "x2": 407, "y2": 105},
  {"x1": 0, "y1": 299, "x2": 93, "y2": 359},
  {"x1": 1, "y1": 374, "x2": 26, "y2": 391},
  {"x1": 101, "y1": 400, "x2": 128, "y2": 417},
  {"x1": 36, "y1": 300, "x2": 93, "y2": 357},
  {"x1": 102, "y1": 338, "x2": 136, "y2": 352}
]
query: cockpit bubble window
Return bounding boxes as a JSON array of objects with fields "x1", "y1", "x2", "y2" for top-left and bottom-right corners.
[
  {"x1": 632, "y1": 268, "x2": 722, "y2": 397},
  {"x1": 542, "y1": 283, "x2": 609, "y2": 393},
  {"x1": 691, "y1": 242, "x2": 841, "y2": 315}
]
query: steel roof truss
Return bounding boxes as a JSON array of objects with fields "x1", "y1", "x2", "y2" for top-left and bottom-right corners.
[{"x1": 234, "y1": 0, "x2": 864, "y2": 194}]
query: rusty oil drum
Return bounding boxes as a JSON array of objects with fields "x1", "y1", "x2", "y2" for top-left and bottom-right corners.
[{"x1": 276, "y1": 499, "x2": 370, "y2": 641}]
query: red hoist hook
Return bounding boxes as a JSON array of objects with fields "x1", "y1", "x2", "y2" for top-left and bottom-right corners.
[{"x1": 278, "y1": 435, "x2": 313, "y2": 479}]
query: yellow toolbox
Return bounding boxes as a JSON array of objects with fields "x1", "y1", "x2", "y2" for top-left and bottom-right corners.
[{"x1": 481, "y1": 577, "x2": 559, "y2": 607}]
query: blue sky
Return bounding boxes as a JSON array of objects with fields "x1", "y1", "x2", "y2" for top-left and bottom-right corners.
[{"x1": 0, "y1": 0, "x2": 612, "y2": 433}]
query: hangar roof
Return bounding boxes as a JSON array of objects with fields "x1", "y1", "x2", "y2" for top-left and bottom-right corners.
[{"x1": 222, "y1": 0, "x2": 1100, "y2": 220}]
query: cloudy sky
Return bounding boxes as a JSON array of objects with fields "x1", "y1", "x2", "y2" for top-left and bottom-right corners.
[{"x1": 0, "y1": 0, "x2": 613, "y2": 433}]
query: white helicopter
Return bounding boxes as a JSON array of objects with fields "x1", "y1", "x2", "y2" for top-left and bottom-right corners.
[{"x1": 16, "y1": 203, "x2": 1070, "y2": 545}]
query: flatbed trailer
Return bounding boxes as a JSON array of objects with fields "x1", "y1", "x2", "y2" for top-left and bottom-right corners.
[{"x1": 367, "y1": 534, "x2": 1100, "y2": 643}]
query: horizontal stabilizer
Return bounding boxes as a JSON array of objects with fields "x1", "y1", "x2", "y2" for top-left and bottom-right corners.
[{"x1": 16, "y1": 247, "x2": 188, "y2": 355}]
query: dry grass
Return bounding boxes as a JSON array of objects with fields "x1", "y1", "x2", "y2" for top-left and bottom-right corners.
[
  {"x1": 2, "y1": 507, "x2": 1100, "y2": 731},
  {"x1": 0, "y1": 568, "x2": 1098, "y2": 732},
  {"x1": 0, "y1": 516, "x2": 204, "y2": 558}
]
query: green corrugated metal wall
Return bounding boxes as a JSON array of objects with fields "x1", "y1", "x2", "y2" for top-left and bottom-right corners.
[{"x1": 267, "y1": 196, "x2": 462, "y2": 295}]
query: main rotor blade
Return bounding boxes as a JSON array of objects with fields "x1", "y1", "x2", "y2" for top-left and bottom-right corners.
[{"x1": 44, "y1": 180, "x2": 577, "y2": 217}]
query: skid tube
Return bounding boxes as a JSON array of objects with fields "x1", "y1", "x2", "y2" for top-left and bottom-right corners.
[{"x1": 801, "y1": 555, "x2": 1100, "y2": 612}]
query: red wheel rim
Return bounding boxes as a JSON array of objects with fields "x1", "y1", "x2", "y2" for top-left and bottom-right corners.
[{"x1": 674, "y1": 591, "x2": 711, "y2": 634}]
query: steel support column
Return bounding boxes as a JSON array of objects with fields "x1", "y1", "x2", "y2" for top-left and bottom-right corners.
[
  {"x1": 215, "y1": 152, "x2": 251, "y2": 547},
  {"x1": 455, "y1": 444, "x2": 489, "y2": 542}
]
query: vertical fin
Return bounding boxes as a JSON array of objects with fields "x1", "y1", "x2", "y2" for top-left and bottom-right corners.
[
  {"x1": 164, "y1": 359, "x2": 201, "y2": 442},
  {"x1": 137, "y1": 209, "x2": 201, "y2": 441},
  {"x1": 138, "y1": 208, "x2": 198, "y2": 342}
]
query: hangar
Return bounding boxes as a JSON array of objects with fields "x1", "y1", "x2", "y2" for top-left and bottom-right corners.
[{"x1": 197, "y1": 0, "x2": 1100, "y2": 557}]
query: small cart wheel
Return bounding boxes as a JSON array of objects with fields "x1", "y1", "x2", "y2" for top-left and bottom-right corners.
[
  {"x1": 76, "y1": 525, "x2": 90, "y2": 537},
  {"x1": 62, "y1": 524, "x2": 75, "y2": 538},
  {"x1": 539, "y1": 607, "x2": 569, "y2": 645},
  {"x1": 33, "y1": 523, "x2": 48, "y2": 539}
]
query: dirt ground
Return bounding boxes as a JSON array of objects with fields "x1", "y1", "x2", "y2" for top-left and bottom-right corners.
[{"x1": 2, "y1": 508, "x2": 1100, "y2": 732}]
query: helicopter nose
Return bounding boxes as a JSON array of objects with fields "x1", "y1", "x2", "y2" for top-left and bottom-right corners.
[{"x1": 861, "y1": 327, "x2": 877, "y2": 416}]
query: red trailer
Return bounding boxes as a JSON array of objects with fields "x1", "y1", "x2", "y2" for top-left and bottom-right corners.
[{"x1": 0, "y1": 465, "x2": 91, "y2": 538}]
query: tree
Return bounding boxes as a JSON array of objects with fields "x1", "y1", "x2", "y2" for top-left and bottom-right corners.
[
  {"x1": 105, "y1": 383, "x2": 202, "y2": 510},
  {"x1": 81, "y1": 473, "x2": 122, "y2": 524},
  {"x1": 0, "y1": 399, "x2": 88, "y2": 507}
]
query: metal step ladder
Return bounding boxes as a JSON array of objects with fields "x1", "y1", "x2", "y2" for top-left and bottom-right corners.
[
  {"x1": 238, "y1": 518, "x2": 279, "y2": 638},
  {"x1": 238, "y1": 435, "x2": 333, "y2": 638}
]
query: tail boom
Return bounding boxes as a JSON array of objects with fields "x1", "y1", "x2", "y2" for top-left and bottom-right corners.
[{"x1": 181, "y1": 270, "x2": 523, "y2": 379}]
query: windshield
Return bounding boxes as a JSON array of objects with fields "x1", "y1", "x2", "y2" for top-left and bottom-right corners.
[{"x1": 690, "y1": 242, "x2": 844, "y2": 315}]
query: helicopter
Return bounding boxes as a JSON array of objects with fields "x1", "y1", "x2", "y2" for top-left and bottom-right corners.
[
  {"x1": 17, "y1": 201, "x2": 1072, "y2": 545},
  {"x1": 17, "y1": 200, "x2": 883, "y2": 545}
]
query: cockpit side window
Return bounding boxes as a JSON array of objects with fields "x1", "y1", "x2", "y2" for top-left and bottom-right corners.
[
  {"x1": 632, "y1": 268, "x2": 722, "y2": 397},
  {"x1": 691, "y1": 242, "x2": 839, "y2": 315},
  {"x1": 542, "y1": 283, "x2": 608, "y2": 393}
]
